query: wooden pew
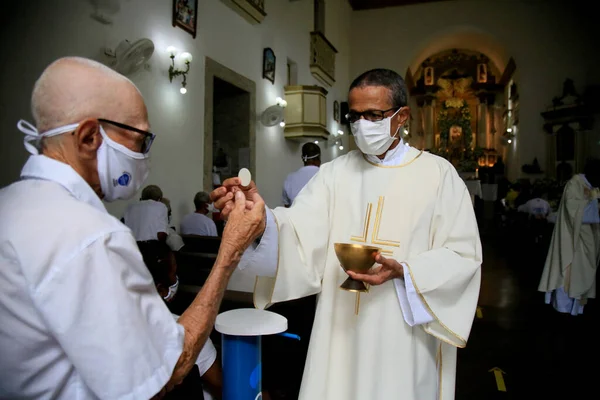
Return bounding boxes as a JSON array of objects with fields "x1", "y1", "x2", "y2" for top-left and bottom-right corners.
[
  {"x1": 174, "y1": 251, "x2": 216, "y2": 288},
  {"x1": 181, "y1": 234, "x2": 222, "y2": 254}
]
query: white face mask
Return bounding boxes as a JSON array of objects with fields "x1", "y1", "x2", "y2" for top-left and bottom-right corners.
[
  {"x1": 350, "y1": 108, "x2": 402, "y2": 155},
  {"x1": 17, "y1": 119, "x2": 150, "y2": 202}
]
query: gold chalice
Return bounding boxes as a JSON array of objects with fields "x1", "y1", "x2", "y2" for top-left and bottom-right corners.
[{"x1": 334, "y1": 243, "x2": 381, "y2": 315}]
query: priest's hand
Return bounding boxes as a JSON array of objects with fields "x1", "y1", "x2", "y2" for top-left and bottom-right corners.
[{"x1": 346, "y1": 253, "x2": 404, "y2": 286}]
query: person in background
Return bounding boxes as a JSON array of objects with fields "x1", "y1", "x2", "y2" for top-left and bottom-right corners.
[
  {"x1": 161, "y1": 197, "x2": 186, "y2": 252},
  {"x1": 282, "y1": 142, "x2": 321, "y2": 207},
  {"x1": 539, "y1": 158, "x2": 600, "y2": 315},
  {"x1": 124, "y1": 184, "x2": 169, "y2": 242},
  {"x1": 138, "y1": 240, "x2": 221, "y2": 400},
  {"x1": 518, "y1": 188, "x2": 551, "y2": 219},
  {"x1": 517, "y1": 188, "x2": 551, "y2": 244},
  {"x1": 504, "y1": 182, "x2": 521, "y2": 210},
  {"x1": 181, "y1": 191, "x2": 218, "y2": 236},
  {"x1": 0, "y1": 56, "x2": 265, "y2": 399}
]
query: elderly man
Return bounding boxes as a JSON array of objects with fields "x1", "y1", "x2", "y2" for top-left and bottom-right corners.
[
  {"x1": 0, "y1": 57, "x2": 265, "y2": 399},
  {"x1": 282, "y1": 142, "x2": 321, "y2": 207},
  {"x1": 180, "y1": 191, "x2": 218, "y2": 237},
  {"x1": 124, "y1": 184, "x2": 169, "y2": 242},
  {"x1": 212, "y1": 69, "x2": 482, "y2": 400}
]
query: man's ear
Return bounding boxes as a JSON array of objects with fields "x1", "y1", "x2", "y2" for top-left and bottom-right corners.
[
  {"x1": 396, "y1": 106, "x2": 411, "y2": 126},
  {"x1": 74, "y1": 118, "x2": 102, "y2": 161}
]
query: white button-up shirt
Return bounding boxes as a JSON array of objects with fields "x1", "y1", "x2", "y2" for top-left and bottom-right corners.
[
  {"x1": 123, "y1": 200, "x2": 169, "y2": 241},
  {"x1": 0, "y1": 155, "x2": 184, "y2": 400},
  {"x1": 180, "y1": 213, "x2": 218, "y2": 237}
]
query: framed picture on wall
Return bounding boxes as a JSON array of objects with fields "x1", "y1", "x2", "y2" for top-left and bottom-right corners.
[
  {"x1": 333, "y1": 101, "x2": 340, "y2": 122},
  {"x1": 173, "y1": 0, "x2": 198, "y2": 38},
  {"x1": 263, "y1": 48, "x2": 276, "y2": 84}
]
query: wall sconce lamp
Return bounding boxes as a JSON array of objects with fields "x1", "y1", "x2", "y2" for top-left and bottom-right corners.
[
  {"x1": 167, "y1": 46, "x2": 192, "y2": 94},
  {"x1": 329, "y1": 138, "x2": 343, "y2": 150},
  {"x1": 276, "y1": 97, "x2": 287, "y2": 127}
]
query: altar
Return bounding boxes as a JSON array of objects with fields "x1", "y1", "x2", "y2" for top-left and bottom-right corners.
[{"x1": 407, "y1": 49, "x2": 506, "y2": 175}]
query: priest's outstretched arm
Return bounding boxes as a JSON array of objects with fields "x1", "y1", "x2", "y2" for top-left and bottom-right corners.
[{"x1": 236, "y1": 166, "x2": 439, "y2": 323}]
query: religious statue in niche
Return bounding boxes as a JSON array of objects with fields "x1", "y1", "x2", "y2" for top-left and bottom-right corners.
[
  {"x1": 477, "y1": 63, "x2": 487, "y2": 83},
  {"x1": 449, "y1": 125, "x2": 462, "y2": 143},
  {"x1": 424, "y1": 66, "x2": 434, "y2": 86}
]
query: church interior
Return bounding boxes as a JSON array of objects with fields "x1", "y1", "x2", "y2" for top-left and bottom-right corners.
[{"x1": 1, "y1": 0, "x2": 599, "y2": 398}]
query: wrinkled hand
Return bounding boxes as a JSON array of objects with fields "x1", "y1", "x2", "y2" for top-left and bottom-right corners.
[
  {"x1": 219, "y1": 190, "x2": 266, "y2": 261},
  {"x1": 210, "y1": 177, "x2": 259, "y2": 220},
  {"x1": 346, "y1": 253, "x2": 404, "y2": 286}
]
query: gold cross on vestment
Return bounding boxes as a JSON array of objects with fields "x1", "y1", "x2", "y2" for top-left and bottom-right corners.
[{"x1": 350, "y1": 196, "x2": 400, "y2": 255}]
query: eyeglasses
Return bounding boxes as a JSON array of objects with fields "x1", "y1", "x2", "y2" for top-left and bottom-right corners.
[
  {"x1": 98, "y1": 118, "x2": 156, "y2": 154},
  {"x1": 345, "y1": 107, "x2": 399, "y2": 124}
]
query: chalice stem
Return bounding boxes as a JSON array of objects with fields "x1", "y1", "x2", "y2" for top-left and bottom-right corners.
[{"x1": 355, "y1": 292, "x2": 360, "y2": 315}]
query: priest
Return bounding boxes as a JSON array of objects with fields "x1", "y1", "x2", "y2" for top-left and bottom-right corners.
[
  {"x1": 211, "y1": 69, "x2": 482, "y2": 400},
  {"x1": 538, "y1": 158, "x2": 600, "y2": 315}
]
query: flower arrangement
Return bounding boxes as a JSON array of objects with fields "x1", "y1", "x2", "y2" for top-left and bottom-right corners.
[
  {"x1": 437, "y1": 99, "x2": 472, "y2": 144},
  {"x1": 432, "y1": 99, "x2": 482, "y2": 172}
]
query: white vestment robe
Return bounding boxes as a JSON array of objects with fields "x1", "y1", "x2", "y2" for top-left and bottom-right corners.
[
  {"x1": 246, "y1": 146, "x2": 482, "y2": 400},
  {"x1": 539, "y1": 174, "x2": 600, "y2": 314}
]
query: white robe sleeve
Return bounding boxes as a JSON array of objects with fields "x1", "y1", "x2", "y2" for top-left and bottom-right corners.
[
  {"x1": 393, "y1": 263, "x2": 434, "y2": 326},
  {"x1": 403, "y1": 165, "x2": 482, "y2": 348},
  {"x1": 238, "y1": 209, "x2": 278, "y2": 277},
  {"x1": 32, "y1": 231, "x2": 185, "y2": 400}
]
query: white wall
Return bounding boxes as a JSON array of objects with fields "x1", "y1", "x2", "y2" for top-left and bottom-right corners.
[
  {"x1": 0, "y1": 0, "x2": 353, "y2": 227},
  {"x1": 350, "y1": 0, "x2": 599, "y2": 180}
]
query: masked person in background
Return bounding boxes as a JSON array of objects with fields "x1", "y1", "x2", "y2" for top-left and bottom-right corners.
[
  {"x1": 282, "y1": 142, "x2": 321, "y2": 207},
  {"x1": 211, "y1": 69, "x2": 482, "y2": 400},
  {"x1": 0, "y1": 57, "x2": 265, "y2": 399}
]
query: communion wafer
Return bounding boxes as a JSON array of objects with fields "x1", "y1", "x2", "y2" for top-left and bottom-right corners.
[{"x1": 238, "y1": 168, "x2": 251, "y2": 187}]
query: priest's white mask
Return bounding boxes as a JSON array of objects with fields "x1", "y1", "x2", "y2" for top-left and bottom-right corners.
[
  {"x1": 350, "y1": 108, "x2": 401, "y2": 156},
  {"x1": 18, "y1": 119, "x2": 150, "y2": 202}
]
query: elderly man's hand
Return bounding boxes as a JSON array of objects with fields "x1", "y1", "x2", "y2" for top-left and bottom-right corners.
[
  {"x1": 219, "y1": 190, "x2": 266, "y2": 262},
  {"x1": 346, "y1": 253, "x2": 404, "y2": 286},
  {"x1": 210, "y1": 177, "x2": 260, "y2": 220}
]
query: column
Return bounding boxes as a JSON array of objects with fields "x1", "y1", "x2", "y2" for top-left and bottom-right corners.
[
  {"x1": 423, "y1": 96, "x2": 435, "y2": 150},
  {"x1": 476, "y1": 96, "x2": 487, "y2": 148},
  {"x1": 487, "y1": 104, "x2": 496, "y2": 150}
]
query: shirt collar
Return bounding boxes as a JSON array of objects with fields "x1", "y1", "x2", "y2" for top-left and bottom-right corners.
[
  {"x1": 364, "y1": 138, "x2": 410, "y2": 166},
  {"x1": 20, "y1": 155, "x2": 107, "y2": 213}
]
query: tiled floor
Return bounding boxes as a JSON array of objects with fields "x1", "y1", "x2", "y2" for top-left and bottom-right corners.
[{"x1": 456, "y1": 225, "x2": 600, "y2": 399}]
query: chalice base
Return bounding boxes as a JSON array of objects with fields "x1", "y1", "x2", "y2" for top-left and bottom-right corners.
[{"x1": 340, "y1": 277, "x2": 369, "y2": 293}]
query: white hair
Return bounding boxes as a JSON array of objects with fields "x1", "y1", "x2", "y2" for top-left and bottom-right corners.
[{"x1": 31, "y1": 56, "x2": 138, "y2": 132}]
